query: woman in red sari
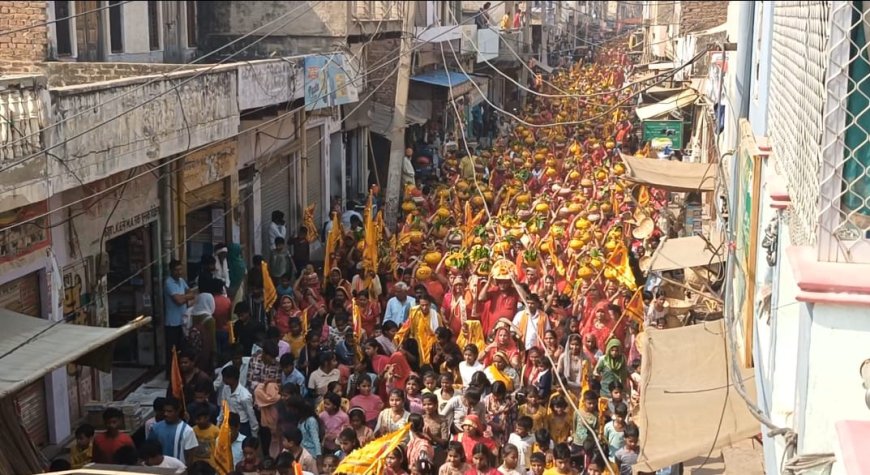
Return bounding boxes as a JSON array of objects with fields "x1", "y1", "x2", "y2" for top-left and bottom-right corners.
[
  {"x1": 355, "y1": 292, "x2": 381, "y2": 339},
  {"x1": 522, "y1": 346, "x2": 544, "y2": 388},
  {"x1": 272, "y1": 295, "x2": 300, "y2": 337},
  {"x1": 581, "y1": 301, "x2": 617, "y2": 351},
  {"x1": 480, "y1": 320, "x2": 521, "y2": 368}
]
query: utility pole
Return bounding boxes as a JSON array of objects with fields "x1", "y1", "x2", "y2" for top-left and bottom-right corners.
[{"x1": 384, "y1": 0, "x2": 416, "y2": 228}]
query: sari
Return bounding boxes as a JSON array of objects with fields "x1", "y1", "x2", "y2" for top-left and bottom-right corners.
[
  {"x1": 457, "y1": 320, "x2": 486, "y2": 355},
  {"x1": 395, "y1": 305, "x2": 443, "y2": 366}
]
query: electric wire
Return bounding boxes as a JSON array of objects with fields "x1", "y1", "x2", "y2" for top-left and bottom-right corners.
[
  {"x1": 0, "y1": 1, "x2": 133, "y2": 37},
  {"x1": 0, "y1": 0, "x2": 322, "y2": 169}
]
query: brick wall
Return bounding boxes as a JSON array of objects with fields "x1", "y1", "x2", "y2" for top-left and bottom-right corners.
[
  {"x1": 365, "y1": 38, "x2": 400, "y2": 106},
  {"x1": 44, "y1": 62, "x2": 199, "y2": 87},
  {"x1": 680, "y1": 1, "x2": 728, "y2": 34},
  {"x1": 0, "y1": 1, "x2": 49, "y2": 68}
]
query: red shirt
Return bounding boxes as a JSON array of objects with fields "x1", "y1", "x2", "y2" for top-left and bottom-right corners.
[
  {"x1": 92, "y1": 431, "x2": 134, "y2": 463},
  {"x1": 213, "y1": 294, "x2": 232, "y2": 332}
]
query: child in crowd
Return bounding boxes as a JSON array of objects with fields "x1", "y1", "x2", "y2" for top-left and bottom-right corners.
[
  {"x1": 348, "y1": 407, "x2": 375, "y2": 445},
  {"x1": 190, "y1": 406, "x2": 220, "y2": 466},
  {"x1": 336, "y1": 427, "x2": 360, "y2": 461},
  {"x1": 498, "y1": 444, "x2": 523, "y2": 475},
  {"x1": 528, "y1": 452, "x2": 546, "y2": 475},
  {"x1": 603, "y1": 402, "x2": 628, "y2": 462},
  {"x1": 517, "y1": 388, "x2": 546, "y2": 433},
  {"x1": 506, "y1": 416, "x2": 534, "y2": 473},
  {"x1": 439, "y1": 441, "x2": 469, "y2": 475},
  {"x1": 70, "y1": 423, "x2": 94, "y2": 469},
  {"x1": 236, "y1": 437, "x2": 261, "y2": 474},
  {"x1": 547, "y1": 396, "x2": 572, "y2": 444},
  {"x1": 322, "y1": 454, "x2": 340, "y2": 475},
  {"x1": 320, "y1": 392, "x2": 350, "y2": 453},
  {"x1": 543, "y1": 444, "x2": 575, "y2": 475},
  {"x1": 93, "y1": 408, "x2": 135, "y2": 463},
  {"x1": 614, "y1": 423, "x2": 640, "y2": 475}
]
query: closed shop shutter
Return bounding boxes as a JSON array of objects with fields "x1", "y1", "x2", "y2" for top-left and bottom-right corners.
[
  {"x1": 260, "y1": 154, "x2": 291, "y2": 253},
  {"x1": 0, "y1": 273, "x2": 48, "y2": 447},
  {"x1": 305, "y1": 126, "x2": 323, "y2": 218},
  {"x1": 15, "y1": 380, "x2": 48, "y2": 447},
  {"x1": 0, "y1": 273, "x2": 41, "y2": 317}
]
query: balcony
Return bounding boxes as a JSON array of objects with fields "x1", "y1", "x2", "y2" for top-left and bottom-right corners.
[
  {"x1": 0, "y1": 75, "x2": 49, "y2": 213},
  {"x1": 496, "y1": 29, "x2": 527, "y2": 63}
]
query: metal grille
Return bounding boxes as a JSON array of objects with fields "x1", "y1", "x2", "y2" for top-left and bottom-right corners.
[
  {"x1": 767, "y1": 2, "x2": 831, "y2": 248},
  {"x1": 818, "y1": 1, "x2": 870, "y2": 262}
]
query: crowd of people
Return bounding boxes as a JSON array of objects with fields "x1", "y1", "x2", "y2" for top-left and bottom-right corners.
[{"x1": 59, "y1": 42, "x2": 671, "y2": 475}]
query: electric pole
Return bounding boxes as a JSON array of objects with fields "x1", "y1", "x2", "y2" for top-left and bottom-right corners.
[{"x1": 384, "y1": 0, "x2": 416, "y2": 228}]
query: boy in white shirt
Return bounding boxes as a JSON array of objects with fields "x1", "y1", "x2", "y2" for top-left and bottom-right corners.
[
  {"x1": 141, "y1": 440, "x2": 185, "y2": 474},
  {"x1": 507, "y1": 416, "x2": 535, "y2": 473}
]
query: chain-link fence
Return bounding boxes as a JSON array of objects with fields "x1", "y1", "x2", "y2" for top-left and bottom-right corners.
[
  {"x1": 818, "y1": 1, "x2": 870, "y2": 262},
  {"x1": 767, "y1": 1, "x2": 831, "y2": 250}
]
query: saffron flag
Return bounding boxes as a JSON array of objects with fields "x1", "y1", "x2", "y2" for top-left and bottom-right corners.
[
  {"x1": 606, "y1": 242, "x2": 638, "y2": 292},
  {"x1": 303, "y1": 204, "x2": 319, "y2": 243},
  {"x1": 362, "y1": 193, "x2": 379, "y2": 290},
  {"x1": 323, "y1": 214, "x2": 343, "y2": 286},
  {"x1": 213, "y1": 400, "x2": 234, "y2": 475},
  {"x1": 170, "y1": 347, "x2": 186, "y2": 415},
  {"x1": 625, "y1": 288, "x2": 645, "y2": 330},
  {"x1": 351, "y1": 299, "x2": 365, "y2": 362},
  {"x1": 261, "y1": 260, "x2": 277, "y2": 311},
  {"x1": 334, "y1": 423, "x2": 411, "y2": 475}
]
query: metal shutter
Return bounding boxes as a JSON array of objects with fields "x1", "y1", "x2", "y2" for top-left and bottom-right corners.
[
  {"x1": 305, "y1": 126, "x2": 323, "y2": 220},
  {"x1": 0, "y1": 274, "x2": 48, "y2": 447},
  {"x1": 260, "y1": 154, "x2": 291, "y2": 253}
]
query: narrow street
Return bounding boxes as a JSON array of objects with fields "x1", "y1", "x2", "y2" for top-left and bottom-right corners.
[{"x1": 0, "y1": 2, "x2": 865, "y2": 475}]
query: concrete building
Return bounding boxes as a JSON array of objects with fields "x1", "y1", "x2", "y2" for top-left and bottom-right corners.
[
  {"x1": 716, "y1": 2, "x2": 870, "y2": 474},
  {"x1": 0, "y1": 1, "x2": 357, "y2": 462}
]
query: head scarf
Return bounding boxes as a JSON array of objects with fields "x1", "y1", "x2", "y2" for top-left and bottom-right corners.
[
  {"x1": 227, "y1": 243, "x2": 246, "y2": 290},
  {"x1": 189, "y1": 292, "x2": 216, "y2": 317},
  {"x1": 387, "y1": 351, "x2": 413, "y2": 389},
  {"x1": 602, "y1": 338, "x2": 625, "y2": 374}
]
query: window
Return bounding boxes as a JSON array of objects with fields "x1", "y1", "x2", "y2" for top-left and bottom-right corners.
[
  {"x1": 108, "y1": 0, "x2": 123, "y2": 53},
  {"x1": 147, "y1": 1, "x2": 160, "y2": 50},
  {"x1": 54, "y1": 1, "x2": 73, "y2": 56},
  {"x1": 186, "y1": 1, "x2": 197, "y2": 47}
]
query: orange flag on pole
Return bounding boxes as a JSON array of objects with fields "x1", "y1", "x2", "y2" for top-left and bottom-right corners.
[
  {"x1": 213, "y1": 400, "x2": 234, "y2": 474},
  {"x1": 625, "y1": 288, "x2": 645, "y2": 330},
  {"x1": 261, "y1": 260, "x2": 277, "y2": 311},
  {"x1": 170, "y1": 346, "x2": 186, "y2": 415},
  {"x1": 606, "y1": 242, "x2": 638, "y2": 292}
]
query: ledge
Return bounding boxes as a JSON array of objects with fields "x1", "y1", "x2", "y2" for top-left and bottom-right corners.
[
  {"x1": 788, "y1": 246, "x2": 870, "y2": 303},
  {"x1": 836, "y1": 420, "x2": 870, "y2": 475}
]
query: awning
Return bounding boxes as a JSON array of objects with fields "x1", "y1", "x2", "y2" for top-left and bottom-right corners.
[
  {"x1": 619, "y1": 154, "x2": 717, "y2": 192},
  {"x1": 636, "y1": 321, "x2": 758, "y2": 472},
  {"x1": 411, "y1": 70, "x2": 471, "y2": 88},
  {"x1": 0, "y1": 309, "x2": 151, "y2": 398},
  {"x1": 636, "y1": 89, "x2": 699, "y2": 120},
  {"x1": 645, "y1": 235, "x2": 725, "y2": 272},
  {"x1": 368, "y1": 102, "x2": 428, "y2": 137}
]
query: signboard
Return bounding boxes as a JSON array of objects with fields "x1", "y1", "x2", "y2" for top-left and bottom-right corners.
[
  {"x1": 69, "y1": 170, "x2": 159, "y2": 256},
  {"x1": 733, "y1": 120, "x2": 763, "y2": 367},
  {"x1": 0, "y1": 202, "x2": 50, "y2": 264},
  {"x1": 63, "y1": 257, "x2": 95, "y2": 326},
  {"x1": 304, "y1": 53, "x2": 360, "y2": 111},
  {"x1": 642, "y1": 120, "x2": 683, "y2": 149}
]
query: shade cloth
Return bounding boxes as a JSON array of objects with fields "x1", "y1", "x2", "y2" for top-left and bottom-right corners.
[
  {"x1": 636, "y1": 320, "x2": 758, "y2": 472},
  {"x1": 645, "y1": 235, "x2": 725, "y2": 272},
  {"x1": 619, "y1": 154, "x2": 717, "y2": 192},
  {"x1": 636, "y1": 89, "x2": 699, "y2": 120},
  {"x1": 0, "y1": 309, "x2": 150, "y2": 397}
]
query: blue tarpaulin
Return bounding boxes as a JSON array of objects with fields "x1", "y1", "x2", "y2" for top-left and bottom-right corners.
[{"x1": 410, "y1": 70, "x2": 471, "y2": 88}]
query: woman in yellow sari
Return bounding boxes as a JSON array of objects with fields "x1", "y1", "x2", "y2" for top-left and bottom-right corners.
[
  {"x1": 395, "y1": 294, "x2": 443, "y2": 367},
  {"x1": 483, "y1": 351, "x2": 519, "y2": 393}
]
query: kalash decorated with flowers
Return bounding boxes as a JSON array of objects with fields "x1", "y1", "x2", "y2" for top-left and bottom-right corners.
[{"x1": 136, "y1": 45, "x2": 673, "y2": 475}]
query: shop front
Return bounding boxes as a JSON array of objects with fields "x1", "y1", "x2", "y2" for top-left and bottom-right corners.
[
  {"x1": 66, "y1": 169, "x2": 161, "y2": 394},
  {"x1": 181, "y1": 139, "x2": 238, "y2": 283},
  {"x1": 0, "y1": 201, "x2": 51, "y2": 448}
]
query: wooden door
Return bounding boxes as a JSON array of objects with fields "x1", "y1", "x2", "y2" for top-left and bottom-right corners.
[{"x1": 75, "y1": 0, "x2": 103, "y2": 61}]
